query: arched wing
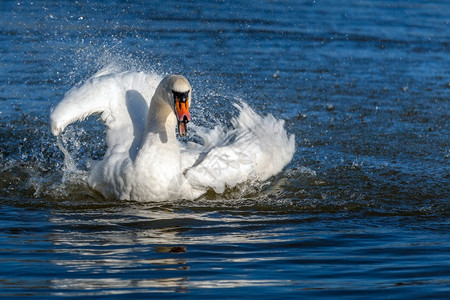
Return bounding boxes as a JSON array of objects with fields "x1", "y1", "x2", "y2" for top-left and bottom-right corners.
[
  {"x1": 50, "y1": 71, "x2": 162, "y2": 158},
  {"x1": 184, "y1": 104, "x2": 295, "y2": 193}
]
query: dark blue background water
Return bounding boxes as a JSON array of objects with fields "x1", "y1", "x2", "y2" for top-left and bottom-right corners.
[{"x1": 0, "y1": 0, "x2": 449, "y2": 298}]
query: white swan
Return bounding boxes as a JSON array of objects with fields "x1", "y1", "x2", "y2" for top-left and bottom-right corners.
[{"x1": 50, "y1": 71, "x2": 295, "y2": 201}]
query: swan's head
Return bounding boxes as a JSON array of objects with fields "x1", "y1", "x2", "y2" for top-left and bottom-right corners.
[{"x1": 167, "y1": 75, "x2": 191, "y2": 137}]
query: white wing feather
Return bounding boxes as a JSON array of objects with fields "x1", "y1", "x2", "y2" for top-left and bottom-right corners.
[
  {"x1": 185, "y1": 103, "x2": 295, "y2": 193},
  {"x1": 50, "y1": 71, "x2": 162, "y2": 158}
]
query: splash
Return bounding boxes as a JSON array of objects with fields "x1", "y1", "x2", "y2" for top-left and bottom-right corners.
[{"x1": 56, "y1": 136, "x2": 77, "y2": 181}]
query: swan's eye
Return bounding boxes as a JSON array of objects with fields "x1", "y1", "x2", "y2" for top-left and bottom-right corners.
[{"x1": 172, "y1": 90, "x2": 189, "y2": 103}]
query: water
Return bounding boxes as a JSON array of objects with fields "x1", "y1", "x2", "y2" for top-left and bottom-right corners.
[{"x1": 0, "y1": 0, "x2": 449, "y2": 298}]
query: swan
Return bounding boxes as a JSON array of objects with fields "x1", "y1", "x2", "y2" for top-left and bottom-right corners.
[{"x1": 50, "y1": 71, "x2": 295, "y2": 201}]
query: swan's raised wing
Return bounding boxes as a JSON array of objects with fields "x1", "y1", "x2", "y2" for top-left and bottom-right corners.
[
  {"x1": 50, "y1": 71, "x2": 162, "y2": 157},
  {"x1": 184, "y1": 103, "x2": 295, "y2": 193}
]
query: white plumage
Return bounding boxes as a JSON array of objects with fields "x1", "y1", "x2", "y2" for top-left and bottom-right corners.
[{"x1": 50, "y1": 70, "x2": 295, "y2": 201}]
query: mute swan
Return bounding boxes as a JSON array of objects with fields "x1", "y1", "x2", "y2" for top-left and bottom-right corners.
[{"x1": 50, "y1": 71, "x2": 295, "y2": 201}]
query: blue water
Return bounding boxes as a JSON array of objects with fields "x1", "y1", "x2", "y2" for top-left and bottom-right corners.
[{"x1": 1, "y1": 0, "x2": 449, "y2": 298}]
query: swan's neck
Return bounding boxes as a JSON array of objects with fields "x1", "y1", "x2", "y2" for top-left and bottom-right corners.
[
  {"x1": 130, "y1": 95, "x2": 183, "y2": 201},
  {"x1": 124, "y1": 79, "x2": 194, "y2": 201},
  {"x1": 144, "y1": 97, "x2": 177, "y2": 144},
  {"x1": 134, "y1": 96, "x2": 180, "y2": 169}
]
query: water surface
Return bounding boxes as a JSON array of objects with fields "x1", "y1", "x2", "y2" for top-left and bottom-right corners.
[{"x1": 0, "y1": 0, "x2": 449, "y2": 298}]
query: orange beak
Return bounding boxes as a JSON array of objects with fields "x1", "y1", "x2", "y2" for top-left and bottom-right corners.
[{"x1": 174, "y1": 92, "x2": 191, "y2": 137}]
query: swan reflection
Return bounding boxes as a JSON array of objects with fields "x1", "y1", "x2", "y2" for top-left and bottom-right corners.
[
  {"x1": 48, "y1": 205, "x2": 191, "y2": 294},
  {"x1": 45, "y1": 199, "x2": 294, "y2": 296}
]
